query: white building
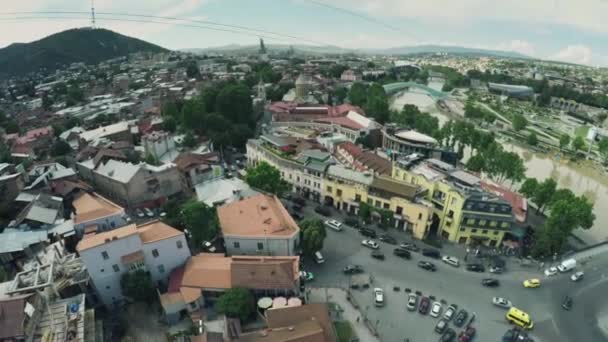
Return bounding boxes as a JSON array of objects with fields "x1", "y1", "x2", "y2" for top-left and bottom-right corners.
[
  {"x1": 76, "y1": 220, "x2": 191, "y2": 306},
  {"x1": 72, "y1": 192, "x2": 129, "y2": 235},
  {"x1": 142, "y1": 131, "x2": 176, "y2": 160},
  {"x1": 340, "y1": 69, "x2": 362, "y2": 82}
]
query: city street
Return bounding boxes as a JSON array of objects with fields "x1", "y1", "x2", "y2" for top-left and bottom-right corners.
[{"x1": 293, "y1": 200, "x2": 608, "y2": 342}]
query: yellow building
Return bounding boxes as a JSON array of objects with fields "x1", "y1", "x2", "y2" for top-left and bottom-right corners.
[
  {"x1": 392, "y1": 158, "x2": 513, "y2": 247},
  {"x1": 322, "y1": 165, "x2": 432, "y2": 239}
]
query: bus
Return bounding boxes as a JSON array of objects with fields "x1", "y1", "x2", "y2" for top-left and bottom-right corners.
[{"x1": 506, "y1": 307, "x2": 534, "y2": 329}]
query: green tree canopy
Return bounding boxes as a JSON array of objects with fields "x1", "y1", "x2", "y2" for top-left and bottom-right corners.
[
  {"x1": 216, "y1": 83, "x2": 253, "y2": 125},
  {"x1": 532, "y1": 178, "x2": 557, "y2": 214},
  {"x1": 245, "y1": 162, "x2": 290, "y2": 195},
  {"x1": 163, "y1": 116, "x2": 177, "y2": 133},
  {"x1": 512, "y1": 114, "x2": 528, "y2": 131},
  {"x1": 50, "y1": 140, "x2": 71, "y2": 157},
  {"x1": 180, "y1": 200, "x2": 219, "y2": 246},
  {"x1": 120, "y1": 270, "x2": 156, "y2": 303},
  {"x1": 299, "y1": 218, "x2": 327, "y2": 256},
  {"x1": 348, "y1": 83, "x2": 368, "y2": 107},
  {"x1": 519, "y1": 178, "x2": 539, "y2": 198},
  {"x1": 598, "y1": 137, "x2": 608, "y2": 162},
  {"x1": 572, "y1": 136, "x2": 586, "y2": 152},
  {"x1": 182, "y1": 131, "x2": 197, "y2": 148},
  {"x1": 527, "y1": 132, "x2": 539, "y2": 146},
  {"x1": 216, "y1": 288, "x2": 255, "y2": 321},
  {"x1": 559, "y1": 134, "x2": 570, "y2": 150}
]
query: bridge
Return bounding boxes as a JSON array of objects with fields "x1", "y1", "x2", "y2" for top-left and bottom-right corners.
[{"x1": 383, "y1": 82, "x2": 449, "y2": 99}]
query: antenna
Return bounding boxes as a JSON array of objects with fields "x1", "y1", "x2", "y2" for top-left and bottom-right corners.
[{"x1": 90, "y1": 0, "x2": 96, "y2": 28}]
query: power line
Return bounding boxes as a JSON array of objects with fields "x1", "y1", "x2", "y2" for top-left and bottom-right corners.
[{"x1": 0, "y1": 11, "x2": 332, "y2": 46}]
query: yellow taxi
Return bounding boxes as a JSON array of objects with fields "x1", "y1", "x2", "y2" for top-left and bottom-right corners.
[{"x1": 523, "y1": 278, "x2": 541, "y2": 288}]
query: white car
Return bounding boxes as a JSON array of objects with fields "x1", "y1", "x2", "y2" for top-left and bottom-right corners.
[
  {"x1": 135, "y1": 208, "x2": 145, "y2": 218},
  {"x1": 362, "y1": 240, "x2": 379, "y2": 249},
  {"x1": 324, "y1": 219, "x2": 343, "y2": 231},
  {"x1": 443, "y1": 305, "x2": 457, "y2": 321},
  {"x1": 441, "y1": 255, "x2": 460, "y2": 267},
  {"x1": 544, "y1": 267, "x2": 558, "y2": 277},
  {"x1": 430, "y1": 302, "x2": 442, "y2": 317},
  {"x1": 492, "y1": 297, "x2": 512, "y2": 309},
  {"x1": 373, "y1": 288, "x2": 384, "y2": 306},
  {"x1": 407, "y1": 294, "x2": 418, "y2": 311},
  {"x1": 143, "y1": 207, "x2": 155, "y2": 217},
  {"x1": 571, "y1": 271, "x2": 584, "y2": 282}
]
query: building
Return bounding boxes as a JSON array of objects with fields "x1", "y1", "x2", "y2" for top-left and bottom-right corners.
[
  {"x1": 340, "y1": 69, "x2": 362, "y2": 82},
  {"x1": 71, "y1": 192, "x2": 129, "y2": 236},
  {"x1": 0, "y1": 293, "x2": 43, "y2": 340},
  {"x1": 322, "y1": 165, "x2": 433, "y2": 239},
  {"x1": 0, "y1": 163, "x2": 24, "y2": 211},
  {"x1": 487, "y1": 83, "x2": 534, "y2": 98},
  {"x1": 174, "y1": 152, "x2": 223, "y2": 190},
  {"x1": 382, "y1": 124, "x2": 439, "y2": 157},
  {"x1": 334, "y1": 142, "x2": 392, "y2": 175},
  {"x1": 78, "y1": 121, "x2": 133, "y2": 147},
  {"x1": 76, "y1": 220, "x2": 191, "y2": 306},
  {"x1": 195, "y1": 177, "x2": 259, "y2": 207},
  {"x1": 142, "y1": 130, "x2": 176, "y2": 161},
  {"x1": 217, "y1": 194, "x2": 300, "y2": 256},
  {"x1": 392, "y1": 157, "x2": 515, "y2": 246},
  {"x1": 76, "y1": 158, "x2": 186, "y2": 208},
  {"x1": 159, "y1": 253, "x2": 300, "y2": 323}
]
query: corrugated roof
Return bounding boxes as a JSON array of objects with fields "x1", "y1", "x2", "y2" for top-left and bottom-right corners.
[
  {"x1": 95, "y1": 159, "x2": 140, "y2": 183},
  {"x1": 0, "y1": 229, "x2": 47, "y2": 253}
]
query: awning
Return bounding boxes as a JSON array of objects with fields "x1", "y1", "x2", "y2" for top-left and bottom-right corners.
[{"x1": 121, "y1": 250, "x2": 145, "y2": 264}]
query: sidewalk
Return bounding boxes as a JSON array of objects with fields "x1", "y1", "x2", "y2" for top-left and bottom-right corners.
[{"x1": 308, "y1": 287, "x2": 380, "y2": 342}]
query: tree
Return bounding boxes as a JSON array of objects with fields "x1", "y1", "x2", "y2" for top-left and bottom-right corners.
[
  {"x1": 186, "y1": 63, "x2": 200, "y2": 79},
  {"x1": 572, "y1": 136, "x2": 586, "y2": 152},
  {"x1": 216, "y1": 83, "x2": 253, "y2": 125},
  {"x1": 519, "y1": 178, "x2": 539, "y2": 199},
  {"x1": 527, "y1": 132, "x2": 538, "y2": 146},
  {"x1": 180, "y1": 200, "x2": 219, "y2": 246},
  {"x1": 181, "y1": 99, "x2": 206, "y2": 132},
  {"x1": 144, "y1": 153, "x2": 159, "y2": 166},
  {"x1": 50, "y1": 140, "x2": 71, "y2": 157},
  {"x1": 163, "y1": 116, "x2": 177, "y2": 133},
  {"x1": 217, "y1": 288, "x2": 255, "y2": 321},
  {"x1": 299, "y1": 218, "x2": 327, "y2": 256},
  {"x1": 596, "y1": 112, "x2": 608, "y2": 125},
  {"x1": 42, "y1": 94, "x2": 54, "y2": 110},
  {"x1": 598, "y1": 137, "x2": 608, "y2": 162},
  {"x1": 348, "y1": 83, "x2": 367, "y2": 107},
  {"x1": 333, "y1": 87, "x2": 348, "y2": 104},
  {"x1": 532, "y1": 178, "x2": 557, "y2": 214},
  {"x1": 559, "y1": 134, "x2": 570, "y2": 150},
  {"x1": 245, "y1": 162, "x2": 290, "y2": 195},
  {"x1": 120, "y1": 270, "x2": 156, "y2": 303},
  {"x1": 162, "y1": 198, "x2": 185, "y2": 228},
  {"x1": 182, "y1": 131, "x2": 197, "y2": 148},
  {"x1": 465, "y1": 154, "x2": 486, "y2": 172},
  {"x1": 231, "y1": 124, "x2": 254, "y2": 148},
  {"x1": 512, "y1": 114, "x2": 528, "y2": 131},
  {"x1": 1, "y1": 119, "x2": 18, "y2": 134}
]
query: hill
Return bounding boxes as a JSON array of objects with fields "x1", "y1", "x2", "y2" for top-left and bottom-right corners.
[{"x1": 0, "y1": 28, "x2": 168, "y2": 78}]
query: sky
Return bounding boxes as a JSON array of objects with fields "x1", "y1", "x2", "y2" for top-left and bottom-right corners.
[{"x1": 1, "y1": 0, "x2": 608, "y2": 66}]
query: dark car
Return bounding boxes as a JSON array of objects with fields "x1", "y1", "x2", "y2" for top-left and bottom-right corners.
[
  {"x1": 400, "y1": 242, "x2": 420, "y2": 252},
  {"x1": 422, "y1": 248, "x2": 441, "y2": 259},
  {"x1": 562, "y1": 296, "x2": 573, "y2": 310},
  {"x1": 371, "y1": 250, "x2": 385, "y2": 260},
  {"x1": 419, "y1": 296, "x2": 431, "y2": 314},
  {"x1": 482, "y1": 278, "x2": 500, "y2": 287},
  {"x1": 344, "y1": 217, "x2": 360, "y2": 228},
  {"x1": 314, "y1": 205, "x2": 331, "y2": 216},
  {"x1": 440, "y1": 328, "x2": 457, "y2": 342},
  {"x1": 343, "y1": 265, "x2": 364, "y2": 274},
  {"x1": 393, "y1": 248, "x2": 411, "y2": 259},
  {"x1": 379, "y1": 234, "x2": 397, "y2": 245},
  {"x1": 466, "y1": 263, "x2": 485, "y2": 272},
  {"x1": 458, "y1": 326, "x2": 476, "y2": 342},
  {"x1": 435, "y1": 319, "x2": 449, "y2": 334},
  {"x1": 453, "y1": 309, "x2": 468, "y2": 327},
  {"x1": 359, "y1": 228, "x2": 377, "y2": 238},
  {"x1": 418, "y1": 261, "x2": 436, "y2": 271},
  {"x1": 292, "y1": 197, "x2": 306, "y2": 206}
]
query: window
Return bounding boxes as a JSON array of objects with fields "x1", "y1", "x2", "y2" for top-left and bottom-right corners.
[
  {"x1": 418, "y1": 213, "x2": 422, "y2": 220},
  {"x1": 257, "y1": 242, "x2": 264, "y2": 251},
  {"x1": 158, "y1": 265, "x2": 165, "y2": 273},
  {"x1": 447, "y1": 210, "x2": 454, "y2": 218},
  {"x1": 326, "y1": 186, "x2": 333, "y2": 193},
  {"x1": 176, "y1": 240, "x2": 183, "y2": 249},
  {"x1": 367, "y1": 198, "x2": 373, "y2": 205},
  {"x1": 355, "y1": 194, "x2": 361, "y2": 202},
  {"x1": 112, "y1": 264, "x2": 119, "y2": 272},
  {"x1": 479, "y1": 220, "x2": 486, "y2": 226},
  {"x1": 383, "y1": 203, "x2": 390, "y2": 210},
  {"x1": 451, "y1": 198, "x2": 457, "y2": 206},
  {"x1": 101, "y1": 251, "x2": 109, "y2": 260},
  {"x1": 100, "y1": 268, "x2": 105, "y2": 273},
  {"x1": 233, "y1": 241, "x2": 240, "y2": 249},
  {"x1": 459, "y1": 228, "x2": 466, "y2": 231},
  {"x1": 493, "y1": 231, "x2": 500, "y2": 235},
  {"x1": 396, "y1": 206, "x2": 403, "y2": 215},
  {"x1": 375, "y1": 200, "x2": 381, "y2": 208},
  {"x1": 482, "y1": 230, "x2": 488, "y2": 234},
  {"x1": 490, "y1": 221, "x2": 498, "y2": 227},
  {"x1": 467, "y1": 218, "x2": 475, "y2": 225},
  {"x1": 501, "y1": 222, "x2": 509, "y2": 228},
  {"x1": 337, "y1": 189, "x2": 342, "y2": 197},
  {"x1": 471, "y1": 229, "x2": 478, "y2": 233},
  {"x1": 152, "y1": 249, "x2": 159, "y2": 258}
]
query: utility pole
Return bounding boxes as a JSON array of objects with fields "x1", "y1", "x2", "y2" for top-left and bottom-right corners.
[{"x1": 90, "y1": 0, "x2": 96, "y2": 29}]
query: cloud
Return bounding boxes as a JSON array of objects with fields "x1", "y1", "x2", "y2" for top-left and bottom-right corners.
[
  {"x1": 550, "y1": 45, "x2": 593, "y2": 65},
  {"x1": 496, "y1": 40, "x2": 536, "y2": 56}
]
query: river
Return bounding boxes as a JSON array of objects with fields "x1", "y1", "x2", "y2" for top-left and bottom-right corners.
[{"x1": 390, "y1": 85, "x2": 608, "y2": 244}]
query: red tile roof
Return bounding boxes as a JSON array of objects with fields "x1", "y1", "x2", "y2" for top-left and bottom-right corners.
[
  {"x1": 315, "y1": 116, "x2": 364, "y2": 130},
  {"x1": 336, "y1": 141, "x2": 363, "y2": 158},
  {"x1": 480, "y1": 181, "x2": 527, "y2": 223}
]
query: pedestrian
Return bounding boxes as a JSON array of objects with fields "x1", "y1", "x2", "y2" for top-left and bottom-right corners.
[{"x1": 356, "y1": 316, "x2": 360, "y2": 323}]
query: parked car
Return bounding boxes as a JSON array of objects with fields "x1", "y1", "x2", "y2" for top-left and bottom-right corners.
[
  {"x1": 359, "y1": 228, "x2": 377, "y2": 238},
  {"x1": 313, "y1": 251, "x2": 325, "y2": 264},
  {"x1": 544, "y1": 267, "x2": 558, "y2": 277},
  {"x1": 458, "y1": 326, "x2": 476, "y2": 342},
  {"x1": 135, "y1": 208, "x2": 145, "y2": 218},
  {"x1": 343, "y1": 265, "x2": 364, "y2": 274},
  {"x1": 562, "y1": 296, "x2": 573, "y2": 310},
  {"x1": 440, "y1": 328, "x2": 457, "y2": 342},
  {"x1": 442, "y1": 255, "x2": 460, "y2": 267},
  {"x1": 482, "y1": 278, "x2": 500, "y2": 287},
  {"x1": 344, "y1": 217, "x2": 360, "y2": 228},
  {"x1": 418, "y1": 296, "x2": 431, "y2": 314},
  {"x1": 422, "y1": 248, "x2": 441, "y2": 259},
  {"x1": 399, "y1": 242, "x2": 420, "y2": 252},
  {"x1": 361, "y1": 239, "x2": 380, "y2": 249},
  {"x1": 292, "y1": 197, "x2": 306, "y2": 206},
  {"x1": 571, "y1": 271, "x2": 584, "y2": 282},
  {"x1": 430, "y1": 301, "x2": 443, "y2": 318},
  {"x1": 407, "y1": 293, "x2": 418, "y2": 311},
  {"x1": 443, "y1": 305, "x2": 457, "y2": 321},
  {"x1": 523, "y1": 278, "x2": 541, "y2": 288},
  {"x1": 466, "y1": 263, "x2": 485, "y2": 272},
  {"x1": 418, "y1": 261, "x2": 437, "y2": 271},
  {"x1": 489, "y1": 266, "x2": 504, "y2": 274},
  {"x1": 371, "y1": 250, "x2": 385, "y2": 260},
  {"x1": 374, "y1": 288, "x2": 385, "y2": 306},
  {"x1": 324, "y1": 219, "x2": 343, "y2": 231},
  {"x1": 453, "y1": 309, "x2": 468, "y2": 327},
  {"x1": 435, "y1": 319, "x2": 449, "y2": 334},
  {"x1": 379, "y1": 234, "x2": 397, "y2": 245},
  {"x1": 393, "y1": 248, "x2": 411, "y2": 259},
  {"x1": 314, "y1": 205, "x2": 331, "y2": 216},
  {"x1": 492, "y1": 297, "x2": 512, "y2": 309},
  {"x1": 299, "y1": 271, "x2": 314, "y2": 282}
]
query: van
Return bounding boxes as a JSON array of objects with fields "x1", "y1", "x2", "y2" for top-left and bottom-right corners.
[
  {"x1": 506, "y1": 307, "x2": 534, "y2": 329},
  {"x1": 324, "y1": 219, "x2": 343, "y2": 231},
  {"x1": 314, "y1": 251, "x2": 325, "y2": 264}
]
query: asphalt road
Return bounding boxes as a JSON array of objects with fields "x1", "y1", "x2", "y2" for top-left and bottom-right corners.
[{"x1": 292, "y1": 200, "x2": 608, "y2": 342}]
